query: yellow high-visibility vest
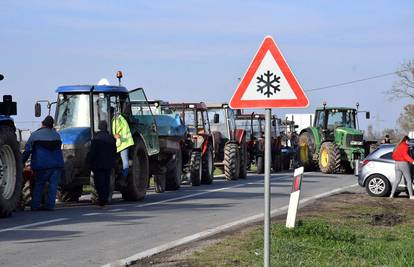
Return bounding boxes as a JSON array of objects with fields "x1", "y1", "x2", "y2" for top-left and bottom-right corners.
[{"x1": 112, "y1": 114, "x2": 134, "y2": 153}]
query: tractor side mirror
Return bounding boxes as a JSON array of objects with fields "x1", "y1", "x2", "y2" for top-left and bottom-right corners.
[
  {"x1": 272, "y1": 120, "x2": 276, "y2": 127},
  {"x1": 366, "y1": 112, "x2": 370, "y2": 119},
  {"x1": 35, "y1": 102, "x2": 41, "y2": 117},
  {"x1": 0, "y1": 74, "x2": 4, "y2": 81},
  {"x1": 213, "y1": 113, "x2": 220, "y2": 124}
]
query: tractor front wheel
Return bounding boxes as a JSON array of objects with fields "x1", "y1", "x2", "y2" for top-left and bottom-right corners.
[
  {"x1": 189, "y1": 151, "x2": 202, "y2": 186},
  {"x1": 121, "y1": 138, "x2": 149, "y2": 201},
  {"x1": 239, "y1": 137, "x2": 248, "y2": 179},
  {"x1": 165, "y1": 149, "x2": 182, "y2": 191},
  {"x1": 318, "y1": 142, "x2": 341, "y2": 174},
  {"x1": 201, "y1": 144, "x2": 214, "y2": 185}
]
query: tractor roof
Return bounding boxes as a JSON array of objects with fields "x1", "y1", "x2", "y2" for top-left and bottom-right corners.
[
  {"x1": 236, "y1": 113, "x2": 266, "y2": 120},
  {"x1": 56, "y1": 85, "x2": 128, "y2": 94},
  {"x1": 168, "y1": 102, "x2": 207, "y2": 110},
  {"x1": 205, "y1": 103, "x2": 230, "y2": 109},
  {"x1": 315, "y1": 107, "x2": 357, "y2": 111}
]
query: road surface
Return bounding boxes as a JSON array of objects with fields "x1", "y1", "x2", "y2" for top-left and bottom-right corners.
[{"x1": 0, "y1": 171, "x2": 358, "y2": 266}]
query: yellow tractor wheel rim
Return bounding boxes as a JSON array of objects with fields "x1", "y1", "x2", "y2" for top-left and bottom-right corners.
[{"x1": 321, "y1": 149, "x2": 329, "y2": 168}]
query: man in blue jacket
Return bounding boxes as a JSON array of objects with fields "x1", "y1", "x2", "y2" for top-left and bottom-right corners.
[{"x1": 22, "y1": 116, "x2": 64, "y2": 211}]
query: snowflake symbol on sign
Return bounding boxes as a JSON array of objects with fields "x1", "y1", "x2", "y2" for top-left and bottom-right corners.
[{"x1": 256, "y1": 70, "x2": 281, "y2": 98}]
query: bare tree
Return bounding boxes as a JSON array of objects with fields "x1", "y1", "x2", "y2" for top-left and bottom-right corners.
[
  {"x1": 387, "y1": 59, "x2": 414, "y2": 100},
  {"x1": 397, "y1": 104, "x2": 414, "y2": 133}
]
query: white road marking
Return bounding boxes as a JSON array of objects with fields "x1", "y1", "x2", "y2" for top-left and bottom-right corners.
[
  {"x1": 0, "y1": 218, "x2": 68, "y2": 233},
  {"x1": 109, "y1": 208, "x2": 125, "y2": 212},
  {"x1": 82, "y1": 212, "x2": 102, "y2": 216},
  {"x1": 135, "y1": 174, "x2": 291, "y2": 208},
  {"x1": 103, "y1": 182, "x2": 358, "y2": 267}
]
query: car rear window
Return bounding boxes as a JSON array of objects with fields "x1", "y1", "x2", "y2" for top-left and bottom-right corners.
[{"x1": 380, "y1": 152, "x2": 393, "y2": 160}]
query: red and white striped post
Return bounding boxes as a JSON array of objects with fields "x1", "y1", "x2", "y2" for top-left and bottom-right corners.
[{"x1": 286, "y1": 167, "x2": 304, "y2": 228}]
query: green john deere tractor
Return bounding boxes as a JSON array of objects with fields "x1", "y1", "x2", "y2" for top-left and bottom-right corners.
[{"x1": 298, "y1": 104, "x2": 371, "y2": 174}]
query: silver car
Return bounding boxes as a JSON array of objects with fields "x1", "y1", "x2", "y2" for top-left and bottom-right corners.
[{"x1": 358, "y1": 144, "x2": 414, "y2": 197}]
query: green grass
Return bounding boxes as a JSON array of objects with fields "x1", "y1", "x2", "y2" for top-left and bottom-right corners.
[{"x1": 185, "y1": 195, "x2": 414, "y2": 267}]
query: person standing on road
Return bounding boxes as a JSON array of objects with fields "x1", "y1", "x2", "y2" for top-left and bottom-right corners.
[
  {"x1": 88, "y1": 121, "x2": 117, "y2": 207},
  {"x1": 22, "y1": 116, "x2": 64, "y2": 211},
  {"x1": 112, "y1": 108, "x2": 134, "y2": 186},
  {"x1": 390, "y1": 136, "x2": 414, "y2": 199}
]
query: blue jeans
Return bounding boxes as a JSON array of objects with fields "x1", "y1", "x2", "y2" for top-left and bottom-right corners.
[
  {"x1": 32, "y1": 169, "x2": 61, "y2": 210},
  {"x1": 120, "y1": 149, "x2": 129, "y2": 177}
]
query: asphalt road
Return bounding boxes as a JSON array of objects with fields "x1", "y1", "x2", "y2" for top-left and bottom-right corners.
[{"x1": 0, "y1": 171, "x2": 358, "y2": 267}]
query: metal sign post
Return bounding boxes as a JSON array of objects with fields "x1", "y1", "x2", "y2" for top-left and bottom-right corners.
[
  {"x1": 229, "y1": 36, "x2": 309, "y2": 267},
  {"x1": 264, "y1": 108, "x2": 271, "y2": 267}
]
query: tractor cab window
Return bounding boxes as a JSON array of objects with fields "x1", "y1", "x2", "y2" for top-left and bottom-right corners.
[
  {"x1": 208, "y1": 108, "x2": 228, "y2": 138},
  {"x1": 327, "y1": 110, "x2": 356, "y2": 129},
  {"x1": 201, "y1": 110, "x2": 210, "y2": 134},
  {"x1": 252, "y1": 120, "x2": 264, "y2": 139},
  {"x1": 315, "y1": 111, "x2": 325, "y2": 128},
  {"x1": 183, "y1": 109, "x2": 196, "y2": 135},
  {"x1": 237, "y1": 119, "x2": 252, "y2": 139},
  {"x1": 55, "y1": 94, "x2": 90, "y2": 130}
]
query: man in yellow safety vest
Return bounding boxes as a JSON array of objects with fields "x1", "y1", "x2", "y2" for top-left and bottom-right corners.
[{"x1": 112, "y1": 110, "x2": 134, "y2": 185}]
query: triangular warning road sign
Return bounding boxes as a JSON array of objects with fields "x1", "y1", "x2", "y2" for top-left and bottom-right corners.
[{"x1": 230, "y1": 36, "x2": 309, "y2": 109}]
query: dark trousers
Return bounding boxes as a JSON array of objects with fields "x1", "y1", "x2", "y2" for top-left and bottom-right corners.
[
  {"x1": 92, "y1": 169, "x2": 111, "y2": 206},
  {"x1": 32, "y1": 169, "x2": 61, "y2": 210}
]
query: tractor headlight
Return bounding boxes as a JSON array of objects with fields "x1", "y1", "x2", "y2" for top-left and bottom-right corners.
[{"x1": 350, "y1": 141, "x2": 363, "y2": 146}]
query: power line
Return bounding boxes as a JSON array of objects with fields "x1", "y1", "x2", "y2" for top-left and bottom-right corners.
[{"x1": 306, "y1": 68, "x2": 412, "y2": 92}]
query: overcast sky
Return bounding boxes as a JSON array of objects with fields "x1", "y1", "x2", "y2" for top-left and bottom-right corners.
[{"x1": 1, "y1": 0, "x2": 413, "y2": 132}]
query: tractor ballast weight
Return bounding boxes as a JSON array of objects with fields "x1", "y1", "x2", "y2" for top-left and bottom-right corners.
[
  {"x1": 298, "y1": 105, "x2": 370, "y2": 173},
  {"x1": 206, "y1": 103, "x2": 247, "y2": 180},
  {"x1": 0, "y1": 92, "x2": 22, "y2": 217}
]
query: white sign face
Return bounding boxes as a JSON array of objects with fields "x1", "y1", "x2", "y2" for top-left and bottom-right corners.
[{"x1": 241, "y1": 51, "x2": 297, "y2": 101}]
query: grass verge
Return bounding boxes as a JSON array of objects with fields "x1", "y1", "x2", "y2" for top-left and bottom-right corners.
[{"x1": 142, "y1": 192, "x2": 414, "y2": 267}]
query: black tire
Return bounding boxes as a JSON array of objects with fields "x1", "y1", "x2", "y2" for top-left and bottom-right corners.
[
  {"x1": 318, "y1": 142, "x2": 341, "y2": 174},
  {"x1": 365, "y1": 174, "x2": 391, "y2": 197},
  {"x1": 165, "y1": 150, "x2": 182, "y2": 191},
  {"x1": 19, "y1": 174, "x2": 34, "y2": 209},
  {"x1": 189, "y1": 151, "x2": 202, "y2": 186},
  {"x1": 256, "y1": 155, "x2": 264, "y2": 174},
  {"x1": 121, "y1": 138, "x2": 149, "y2": 201},
  {"x1": 0, "y1": 126, "x2": 22, "y2": 217},
  {"x1": 201, "y1": 144, "x2": 214, "y2": 185},
  {"x1": 58, "y1": 185, "x2": 83, "y2": 202},
  {"x1": 298, "y1": 131, "x2": 317, "y2": 171},
  {"x1": 224, "y1": 143, "x2": 240, "y2": 180},
  {"x1": 238, "y1": 137, "x2": 247, "y2": 179}
]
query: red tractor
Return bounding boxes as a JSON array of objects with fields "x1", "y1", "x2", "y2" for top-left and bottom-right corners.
[
  {"x1": 206, "y1": 103, "x2": 247, "y2": 180},
  {"x1": 235, "y1": 112, "x2": 285, "y2": 174},
  {"x1": 167, "y1": 102, "x2": 215, "y2": 186}
]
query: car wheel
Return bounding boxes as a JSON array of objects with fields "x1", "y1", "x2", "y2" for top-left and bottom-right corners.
[{"x1": 365, "y1": 174, "x2": 391, "y2": 197}]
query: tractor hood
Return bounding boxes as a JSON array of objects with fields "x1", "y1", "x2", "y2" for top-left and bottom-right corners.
[
  {"x1": 153, "y1": 115, "x2": 186, "y2": 137},
  {"x1": 58, "y1": 127, "x2": 91, "y2": 146},
  {"x1": 335, "y1": 127, "x2": 363, "y2": 136}
]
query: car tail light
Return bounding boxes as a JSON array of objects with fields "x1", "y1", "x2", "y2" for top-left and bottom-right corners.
[{"x1": 361, "y1": 159, "x2": 370, "y2": 167}]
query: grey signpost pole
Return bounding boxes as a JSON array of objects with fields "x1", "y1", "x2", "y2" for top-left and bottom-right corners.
[{"x1": 264, "y1": 108, "x2": 271, "y2": 267}]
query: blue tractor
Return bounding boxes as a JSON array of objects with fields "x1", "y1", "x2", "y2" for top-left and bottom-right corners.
[
  {"x1": 34, "y1": 75, "x2": 181, "y2": 202},
  {"x1": 0, "y1": 74, "x2": 23, "y2": 217}
]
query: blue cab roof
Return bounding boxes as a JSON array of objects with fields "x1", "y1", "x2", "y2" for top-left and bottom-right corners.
[{"x1": 56, "y1": 85, "x2": 128, "y2": 94}]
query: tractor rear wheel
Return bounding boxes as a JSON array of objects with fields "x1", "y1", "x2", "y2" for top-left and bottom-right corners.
[
  {"x1": 224, "y1": 143, "x2": 240, "y2": 180},
  {"x1": 256, "y1": 156, "x2": 264, "y2": 174},
  {"x1": 239, "y1": 137, "x2": 247, "y2": 179},
  {"x1": 189, "y1": 151, "x2": 202, "y2": 186},
  {"x1": 58, "y1": 185, "x2": 83, "y2": 202},
  {"x1": 201, "y1": 144, "x2": 214, "y2": 184},
  {"x1": 121, "y1": 138, "x2": 149, "y2": 201},
  {"x1": 165, "y1": 150, "x2": 182, "y2": 191},
  {"x1": 318, "y1": 142, "x2": 341, "y2": 173},
  {"x1": 0, "y1": 126, "x2": 22, "y2": 217},
  {"x1": 298, "y1": 131, "x2": 317, "y2": 171}
]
